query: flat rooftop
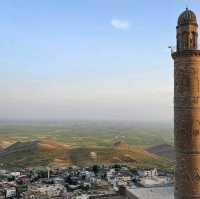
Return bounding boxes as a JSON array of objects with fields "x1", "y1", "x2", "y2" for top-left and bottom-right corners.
[{"x1": 127, "y1": 186, "x2": 174, "y2": 199}]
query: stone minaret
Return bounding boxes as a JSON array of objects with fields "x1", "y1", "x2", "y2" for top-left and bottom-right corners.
[{"x1": 172, "y1": 8, "x2": 200, "y2": 199}]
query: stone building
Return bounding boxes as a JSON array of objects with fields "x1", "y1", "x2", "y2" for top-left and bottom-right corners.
[{"x1": 172, "y1": 8, "x2": 200, "y2": 199}]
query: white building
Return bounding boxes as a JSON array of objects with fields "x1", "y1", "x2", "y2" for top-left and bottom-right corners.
[
  {"x1": 10, "y1": 172, "x2": 20, "y2": 178},
  {"x1": 143, "y1": 168, "x2": 158, "y2": 178},
  {"x1": 6, "y1": 187, "x2": 16, "y2": 198}
]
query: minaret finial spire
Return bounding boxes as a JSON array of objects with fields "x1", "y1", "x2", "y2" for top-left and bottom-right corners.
[{"x1": 186, "y1": 0, "x2": 190, "y2": 10}]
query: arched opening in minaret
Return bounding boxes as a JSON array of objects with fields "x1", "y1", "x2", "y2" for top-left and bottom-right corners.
[
  {"x1": 191, "y1": 32, "x2": 198, "y2": 49},
  {"x1": 182, "y1": 32, "x2": 189, "y2": 49}
]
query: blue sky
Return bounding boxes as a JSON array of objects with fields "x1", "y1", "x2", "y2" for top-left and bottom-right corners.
[{"x1": 0, "y1": 0, "x2": 199, "y2": 121}]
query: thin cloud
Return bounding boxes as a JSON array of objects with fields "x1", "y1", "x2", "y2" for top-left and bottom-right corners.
[{"x1": 111, "y1": 19, "x2": 130, "y2": 30}]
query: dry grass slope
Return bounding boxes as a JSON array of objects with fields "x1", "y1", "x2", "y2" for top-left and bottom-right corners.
[
  {"x1": 147, "y1": 144, "x2": 175, "y2": 162},
  {"x1": 0, "y1": 139, "x2": 173, "y2": 170}
]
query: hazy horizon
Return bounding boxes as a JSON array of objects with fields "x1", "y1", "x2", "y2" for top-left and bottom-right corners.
[
  {"x1": 0, "y1": 0, "x2": 198, "y2": 122},
  {"x1": 0, "y1": 118, "x2": 173, "y2": 124}
]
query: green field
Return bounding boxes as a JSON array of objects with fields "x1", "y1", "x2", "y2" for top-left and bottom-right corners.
[{"x1": 0, "y1": 120, "x2": 173, "y2": 148}]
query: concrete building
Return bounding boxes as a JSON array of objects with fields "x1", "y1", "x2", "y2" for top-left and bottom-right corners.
[
  {"x1": 23, "y1": 184, "x2": 67, "y2": 198},
  {"x1": 172, "y1": 8, "x2": 200, "y2": 199}
]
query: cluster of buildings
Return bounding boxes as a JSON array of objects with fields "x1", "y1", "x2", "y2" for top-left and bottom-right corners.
[{"x1": 0, "y1": 165, "x2": 174, "y2": 199}]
